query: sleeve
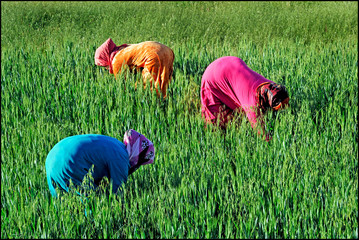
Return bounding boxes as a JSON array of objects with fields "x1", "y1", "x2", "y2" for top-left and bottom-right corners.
[
  {"x1": 112, "y1": 51, "x2": 131, "y2": 77},
  {"x1": 244, "y1": 108, "x2": 258, "y2": 129},
  {"x1": 244, "y1": 107, "x2": 266, "y2": 136},
  {"x1": 107, "y1": 152, "x2": 130, "y2": 193}
]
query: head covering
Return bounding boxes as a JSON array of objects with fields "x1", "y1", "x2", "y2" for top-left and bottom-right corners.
[
  {"x1": 258, "y1": 83, "x2": 289, "y2": 111},
  {"x1": 123, "y1": 129, "x2": 155, "y2": 169},
  {"x1": 94, "y1": 38, "x2": 120, "y2": 74}
]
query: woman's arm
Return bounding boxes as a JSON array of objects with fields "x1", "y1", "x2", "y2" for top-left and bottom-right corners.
[
  {"x1": 112, "y1": 53, "x2": 130, "y2": 79},
  {"x1": 245, "y1": 108, "x2": 271, "y2": 141}
]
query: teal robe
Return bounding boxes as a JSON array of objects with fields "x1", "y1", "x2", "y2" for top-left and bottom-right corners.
[{"x1": 45, "y1": 134, "x2": 129, "y2": 197}]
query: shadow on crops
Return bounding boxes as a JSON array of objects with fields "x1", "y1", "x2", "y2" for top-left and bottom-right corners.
[{"x1": 291, "y1": 80, "x2": 346, "y2": 133}]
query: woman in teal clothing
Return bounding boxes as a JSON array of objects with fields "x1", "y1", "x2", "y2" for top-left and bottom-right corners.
[{"x1": 45, "y1": 129, "x2": 155, "y2": 197}]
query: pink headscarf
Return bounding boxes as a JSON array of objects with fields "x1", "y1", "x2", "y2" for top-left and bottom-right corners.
[
  {"x1": 94, "y1": 38, "x2": 120, "y2": 74},
  {"x1": 123, "y1": 129, "x2": 155, "y2": 168}
]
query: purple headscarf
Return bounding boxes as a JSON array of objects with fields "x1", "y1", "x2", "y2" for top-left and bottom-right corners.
[{"x1": 123, "y1": 129, "x2": 155, "y2": 168}]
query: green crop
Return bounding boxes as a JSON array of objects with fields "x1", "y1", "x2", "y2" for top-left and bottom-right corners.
[{"x1": 1, "y1": 1, "x2": 358, "y2": 239}]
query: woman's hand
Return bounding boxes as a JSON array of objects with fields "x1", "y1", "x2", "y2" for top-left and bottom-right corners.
[{"x1": 265, "y1": 133, "x2": 272, "y2": 142}]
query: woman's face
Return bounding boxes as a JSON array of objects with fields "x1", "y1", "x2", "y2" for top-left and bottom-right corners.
[
  {"x1": 128, "y1": 164, "x2": 141, "y2": 175},
  {"x1": 128, "y1": 145, "x2": 150, "y2": 175},
  {"x1": 268, "y1": 83, "x2": 289, "y2": 111},
  {"x1": 272, "y1": 97, "x2": 289, "y2": 111}
]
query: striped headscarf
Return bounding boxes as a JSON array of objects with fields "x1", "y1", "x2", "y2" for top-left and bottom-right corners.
[
  {"x1": 123, "y1": 129, "x2": 155, "y2": 169},
  {"x1": 259, "y1": 83, "x2": 289, "y2": 111}
]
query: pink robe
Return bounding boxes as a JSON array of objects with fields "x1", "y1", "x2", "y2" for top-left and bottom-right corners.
[{"x1": 201, "y1": 56, "x2": 274, "y2": 129}]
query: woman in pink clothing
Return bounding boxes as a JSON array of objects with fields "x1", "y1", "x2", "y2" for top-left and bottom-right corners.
[{"x1": 201, "y1": 56, "x2": 289, "y2": 141}]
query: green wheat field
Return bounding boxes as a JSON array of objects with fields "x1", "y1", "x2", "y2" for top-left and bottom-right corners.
[{"x1": 1, "y1": 1, "x2": 358, "y2": 239}]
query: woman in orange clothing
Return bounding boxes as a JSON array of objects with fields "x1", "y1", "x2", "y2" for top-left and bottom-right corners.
[{"x1": 95, "y1": 38, "x2": 175, "y2": 98}]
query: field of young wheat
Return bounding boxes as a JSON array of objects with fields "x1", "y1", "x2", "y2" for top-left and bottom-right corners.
[{"x1": 1, "y1": 1, "x2": 358, "y2": 238}]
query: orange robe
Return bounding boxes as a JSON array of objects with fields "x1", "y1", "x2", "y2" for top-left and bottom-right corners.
[{"x1": 112, "y1": 41, "x2": 175, "y2": 98}]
